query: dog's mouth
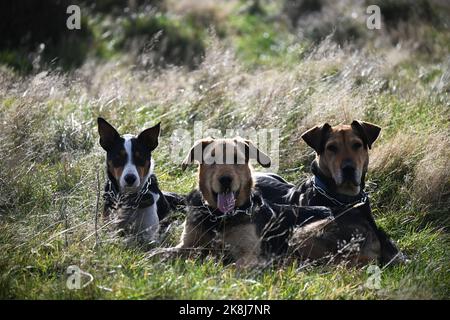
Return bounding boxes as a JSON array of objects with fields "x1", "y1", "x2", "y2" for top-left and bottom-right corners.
[
  {"x1": 121, "y1": 182, "x2": 143, "y2": 194},
  {"x1": 338, "y1": 170, "x2": 360, "y2": 187},
  {"x1": 212, "y1": 190, "x2": 239, "y2": 214},
  {"x1": 122, "y1": 185, "x2": 139, "y2": 193},
  {"x1": 335, "y1": 175, "x2": 362, "y2": 196},
  {"x1": 340, "y1": 178, "x2": 360, "y2": 187}
]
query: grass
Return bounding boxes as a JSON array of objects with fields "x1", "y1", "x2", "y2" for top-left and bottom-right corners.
[{"x1": 0, "y1": 0, "x2": 449, "y2": 299}]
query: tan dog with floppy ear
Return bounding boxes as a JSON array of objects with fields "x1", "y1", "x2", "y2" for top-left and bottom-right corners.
[
  {"x1": 254, "y1": 120, "x2": 404, "y2": 265},
  {"x1": 176, "y1": 137, "x2": 272, "y2": 266},
  {"x1": 291, "y1": 120, "x2": 404, "y2": 265},
  {"x1": 181, "y1": 137, "x2": 271, "y2": 211},
  {"x1": 301, "y1": 120, "x2": 381, "y2": 196}
]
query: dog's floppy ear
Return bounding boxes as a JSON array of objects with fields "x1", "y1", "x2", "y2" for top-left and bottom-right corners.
[
  {"x1": 351, "y1": 120, "x2": 381, "y2": 149},
  {"x1": 137, "y1": 122, "x2": 160, "y2": 151},
  {"x1": 301, "y1": 123, "x2": 332, "y2": 154},
  {"x1": 181, "y1": 139, "x2": 213, "y2": 170},
  {"x1": 98, "y1": 117, "x2": 120, "y2": 151},
  {"x1": 242, "y1": 139, "x2": 271, "y2": 168}
]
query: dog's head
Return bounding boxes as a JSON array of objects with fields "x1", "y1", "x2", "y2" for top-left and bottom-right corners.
[
  {"x1": 301, "y1": 120, "x2": 381, "y2": 196},
  {"x1": 182, "y1": 137, "x2": 271, "y2": 213},
  {"x1": 97, "y1": 117, "x2": 160, "y2": 193}
]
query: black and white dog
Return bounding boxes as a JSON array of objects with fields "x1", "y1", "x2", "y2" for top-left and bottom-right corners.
[{"x1": 97, "y1": 117, "x2": 182, "y2": 242}]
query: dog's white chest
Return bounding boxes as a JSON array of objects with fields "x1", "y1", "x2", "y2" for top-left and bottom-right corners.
[{"x1": 134, "y1": 192, "x2": 160, "y2": 242}]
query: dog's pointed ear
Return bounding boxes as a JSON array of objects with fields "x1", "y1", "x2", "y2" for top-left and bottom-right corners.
[
  {"x1": 182, "y1": 139, "x2": 213, "y2": 170},
  {"x1": 137, "y1": 122, "x2": 161, "y2": 151},
  {"x1": 242, "y1": 139, "x2": 271, "y2": 168},
  {"x1": 301, "y1": 123, "x2": 332, "y2": 154},
  {"x1": 351, "y1": 120, "x2": 381, "y2": 149},
  {"x1": 98, "y1": 117, "x2": 120, "y2": 151}
]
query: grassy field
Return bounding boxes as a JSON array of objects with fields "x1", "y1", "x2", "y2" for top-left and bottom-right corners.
[{"x1": 0, "y1": 0, "x2": 449, "y2": 299}]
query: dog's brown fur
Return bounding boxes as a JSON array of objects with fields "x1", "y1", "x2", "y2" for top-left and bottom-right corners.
[
  {"x1": 288, "y1": 120, "x2": 395, "y2": 266},
  {"x1": 302, "y1": 120, "x2": 380, "y2": 196},
  {"x1": 177, "y1": 137, "x2": 271, "y2": 267},
  {"x1": 289, "y1": 206, "x2": 382, "y2": 266}
]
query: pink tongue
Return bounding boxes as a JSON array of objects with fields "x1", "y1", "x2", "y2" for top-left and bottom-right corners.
[{"x1": 217, "y1": 192, "x2": 235, "y2": 214}]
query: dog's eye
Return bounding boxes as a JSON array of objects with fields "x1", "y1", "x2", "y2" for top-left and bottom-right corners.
[
  {"x1": 327, "y1": 145, "x2": 338, "y2": 153},
  {"x1": 352, "y1": 142, "x2": 362, "y2": 150}
]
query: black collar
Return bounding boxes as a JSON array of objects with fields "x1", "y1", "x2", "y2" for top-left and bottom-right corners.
[
  {"x1": 310, "y1": 160, "x2": 367, "y2": 208},
  {"x1": 104, "y1": 174, "x2": 159, "y2": 210}
]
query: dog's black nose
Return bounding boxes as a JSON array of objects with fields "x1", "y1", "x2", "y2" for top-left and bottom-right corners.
[
  {"x1": 219, "y1": 176, "x2": 232, "y2": 188},
  {"x1": 342, "y1": 160, "x2": 356, "y2": 178},
  {"x1": 124, "y1": 174, "x2": 137, "y2": 186}
]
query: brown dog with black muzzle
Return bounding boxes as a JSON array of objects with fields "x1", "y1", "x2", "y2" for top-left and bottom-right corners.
[
  {"x1": 255, "y1": 120, "x2": 405, "y2": 266},
  {"x1": 301, "y1": 120, "x2": 379, "y2": 197},
  {"x1": 176, "y1": 137, "x2": 332, "y2": 267}
]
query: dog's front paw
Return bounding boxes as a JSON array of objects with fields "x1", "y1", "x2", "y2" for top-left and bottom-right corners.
[
  {"x1": 146, "y1": 247, "x2": 181, "y2": 260},
  {"x1": 235, "y1": 255, "x2": 263, "y2": 270}
]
